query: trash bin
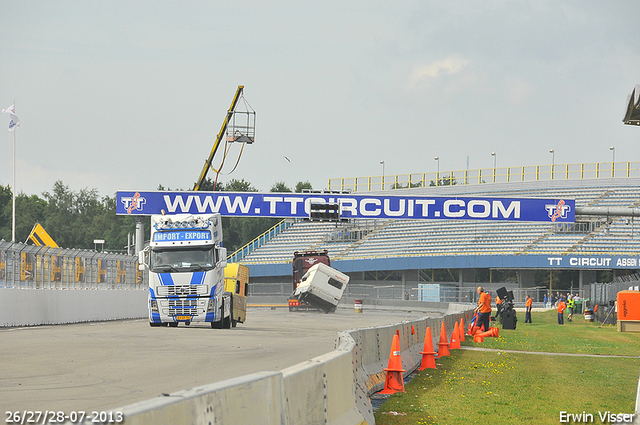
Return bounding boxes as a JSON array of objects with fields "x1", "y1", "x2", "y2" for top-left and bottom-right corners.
[
  {"x1": 574, "y1": 300, "x2": 583, "y2": 314},
  {"x1": 354, "y1": 299, "x2": 363, "y2": 313},
  {"x1": 584, "y1": 309, "x2": 594, "y2": 321}
]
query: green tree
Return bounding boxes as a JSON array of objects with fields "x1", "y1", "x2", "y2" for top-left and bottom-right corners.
[
  {"x1": 271, "y1": 181, "x2": 292, "y2": 192},
  {"x1": 429, "y1": 176, "x2": 458, "y2": 186},
  {"x1": 15, "y1": 193, "x2": 48, "y2": 243},
  {"x1": 198, "y1": 177, "x2": 224, "y2": 192},
  {"x1": 295, "y1": 181, "x2": 313, "y2": 192},
  {"x1": 0, "y1": 184, "x2": 13, "y2": 240},
  {"x1": 224, "y1": 178, "x2": 256, "y2": 192}
]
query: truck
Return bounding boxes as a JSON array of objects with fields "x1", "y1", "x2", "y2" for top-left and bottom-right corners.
[
  {"x1": 139, "y1": 213, "x2": 233, "y2": 328},
  {"x1": 223, "y1": 263, "x2": 249, "y2": 326},
  {"x1": 288, "y1": 250, "x2": 349, "y2": 313},
  {"x1": 289, "y1": 250, "x2": 330, "y2": 311},
  {"x1": 293, "y1": 262, "x2": 350, "y2": 313}
]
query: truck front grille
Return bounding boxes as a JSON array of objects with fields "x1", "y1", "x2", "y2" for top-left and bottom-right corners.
[
  {"x1": 168, "y1": 299, "x2": 198, "y2": 316},
  {"x1": 158, "y1": 285, "x2": 207, "y2": 296}
]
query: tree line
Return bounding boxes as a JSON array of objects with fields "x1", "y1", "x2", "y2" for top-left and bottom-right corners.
[{"x1": 0, "y1": 178, "x2": 313, "y2": 254}]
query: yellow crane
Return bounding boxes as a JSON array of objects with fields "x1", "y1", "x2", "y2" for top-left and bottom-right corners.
[{"x1": 192, "y1": 85, "x2": 255, "y2": 191}]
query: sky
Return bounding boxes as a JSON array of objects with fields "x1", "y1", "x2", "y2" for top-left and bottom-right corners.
[{"x1": 1, "y1": 1, "x2": 639, "y2": 198}]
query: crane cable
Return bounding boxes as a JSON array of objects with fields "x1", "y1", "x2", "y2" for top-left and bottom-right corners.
[
  {"x1": 212, "y1": 136, "x2": 247, "y2": 190},
  {"x1": 211, "y1": 94, "x2": 253, "y2": 190}
]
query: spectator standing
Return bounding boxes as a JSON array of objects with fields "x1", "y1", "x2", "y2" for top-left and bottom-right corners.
[
  {"x1": 557, "y1": 299, "x2": 567, "y2": 325},
  {"x1": 525, "y1": 295, "x2": 533, "y2": 323}
]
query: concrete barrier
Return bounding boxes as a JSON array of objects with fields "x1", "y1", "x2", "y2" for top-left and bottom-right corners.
[
  {"x1": 104, "y1": 303, "x2": 474, "y2": 425},
  {"x1": 115, "y1": 372, "x2": 287, "y2": 425},
  {"x1": 0, "y1": 288, "x2": 148, "y2": 327}
]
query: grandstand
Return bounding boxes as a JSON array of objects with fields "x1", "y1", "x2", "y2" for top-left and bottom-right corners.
[{"x1": 235, "y1": 174, "x2": 640, "y2": 301}]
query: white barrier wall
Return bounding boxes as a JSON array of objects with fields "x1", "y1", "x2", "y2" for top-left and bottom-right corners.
[
  {"x1": 0, "y1": 289, "x2": 148, "y2": 327},
  {"x1": 108, "y1": 304, "x2": 474, "y2": 425}
]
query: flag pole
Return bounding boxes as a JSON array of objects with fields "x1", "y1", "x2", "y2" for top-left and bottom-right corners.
[{"x1": 11, "y1": 100, "x2": 16, "y2": 242}]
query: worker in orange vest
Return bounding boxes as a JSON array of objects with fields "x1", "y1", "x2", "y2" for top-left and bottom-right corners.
[
  {"x1": 495, "y1": 295, "x2": 503, "y2": 323},
  {"x1": 525, "y1": 295, "x2": 533, "y2": 323},
  {"x1": 475, "y1": 286, "x2": 492, "y2": 331},
  {"x1": 557, "y1": 298, "x2": 567, "y2": 325}
]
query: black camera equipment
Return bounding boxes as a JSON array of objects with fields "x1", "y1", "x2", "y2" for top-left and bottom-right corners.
[{"x1": 496, "y1": 286, "x2": 517, "y2": 330}]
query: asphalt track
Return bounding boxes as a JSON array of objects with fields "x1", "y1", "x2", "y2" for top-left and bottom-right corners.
[{"x1": 1, "y1": 306, "x2": 440, "y2": 415}]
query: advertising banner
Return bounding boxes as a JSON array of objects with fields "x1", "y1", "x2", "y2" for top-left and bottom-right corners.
[{"x1": 116, "y1": 191, "x2": 575, "y2": 223}]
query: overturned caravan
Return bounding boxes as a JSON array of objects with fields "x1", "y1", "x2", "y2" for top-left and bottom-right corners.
[{"x1": 293, "y1": 263, "x2": 349, "y2": 313}]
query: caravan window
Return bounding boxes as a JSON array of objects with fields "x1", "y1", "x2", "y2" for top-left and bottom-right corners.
[{"x1": 328, "y1": 277, "x2": 343, "y2": 289}]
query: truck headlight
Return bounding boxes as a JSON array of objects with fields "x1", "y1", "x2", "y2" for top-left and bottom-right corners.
[
  {"x1": 207, "y1": 299, "x2": 216, "y2": 313},
  {"x1": 150, "y1": 299, "x2": 159, "y2": 313}
]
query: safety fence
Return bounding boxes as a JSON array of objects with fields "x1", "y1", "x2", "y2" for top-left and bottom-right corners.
[
  {"x1": 585, "y1": 281, "x2": 635, "y2": 307},
  {"x1": 0, "y1": 241, "x2": 144, "y2": 290},
  {"x1": 328, "y1": 161, "x2": 640, "y2": 192},
  {"x1": 249, "y1": 281, "x2": 556, "y2": 306}
]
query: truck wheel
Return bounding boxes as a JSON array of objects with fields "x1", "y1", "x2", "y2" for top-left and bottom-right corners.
[
  {"x1": 169, "y1": 322, "x2": 178, "y2": 327},
  {"x1": 212, "y1": 298, "x2": 225, "y2": 329},
  {"x1": 149, "y1": 322, "x2": 162, "y2": 327},
  {"x1": 223, "y1": 295, "x2": 232, "y2": 329},
  {"x1": 231, "y1": 302, "x2": 237, "y2": 328}
]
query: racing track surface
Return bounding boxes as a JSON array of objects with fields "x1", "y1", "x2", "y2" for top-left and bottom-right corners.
[{"x1": 1, "y1": 306, "x2": 441, "y2": 414}]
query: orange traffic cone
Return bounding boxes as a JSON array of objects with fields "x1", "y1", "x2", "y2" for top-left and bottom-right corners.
[
  {"x1": 476, "y1": 329, "x2": 494, "y2": 338},
  {"x1": 459, "y1": 318, "x2": 465, "y2": 342},
  {"x1": 380, "y1": 334, "x2": 406, "y2": 394},
  {"x1": 449, "y1": 321, "x2": 461, "y2": 350},
  {"x1": 490, "y1": 327, "x2": 499, "y2": 338},
  {"x1": 470, "y1": 325, "x2": 480, "y2": 336},
  {"x1": 437, "y1": 322, "x2": 450, "y2": 357},
  {"x1": 473, "y1": 334, "x2": 484, "y2": 343},
  {"x1": 419, "y1": 327, "x2": 437, "y2": 370}
]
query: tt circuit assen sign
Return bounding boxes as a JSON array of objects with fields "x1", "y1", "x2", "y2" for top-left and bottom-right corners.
[{"x1": 117, "y1": 191, "x2": 575, "y2": 223}]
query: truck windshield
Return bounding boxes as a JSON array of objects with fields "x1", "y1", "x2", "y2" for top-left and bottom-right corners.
[{"x1": 151, "y1": 247, "x2": 216, "y2": 272}]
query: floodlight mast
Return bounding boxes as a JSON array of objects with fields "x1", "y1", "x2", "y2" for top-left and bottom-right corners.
[{"x1": 193, "y1": 85, "x2": 245, "y2": 191}]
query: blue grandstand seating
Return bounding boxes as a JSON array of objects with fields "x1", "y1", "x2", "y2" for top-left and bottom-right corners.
[{"x1": 238, "y1": 180, "x2": 640, "y2": 264}]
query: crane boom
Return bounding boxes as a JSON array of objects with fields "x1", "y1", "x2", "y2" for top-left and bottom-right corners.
[{"x1": 193, "y1": 85, "x2": 245, "y2": 191}]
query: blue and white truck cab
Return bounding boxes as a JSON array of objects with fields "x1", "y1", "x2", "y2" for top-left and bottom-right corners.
[{"x1": 139, "y1": 213, "x2": 232, "y2": 328}]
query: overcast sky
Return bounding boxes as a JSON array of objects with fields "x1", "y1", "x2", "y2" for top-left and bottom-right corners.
[{"x1": 1, "y1": 1, "x2": 639, "y2": 198}]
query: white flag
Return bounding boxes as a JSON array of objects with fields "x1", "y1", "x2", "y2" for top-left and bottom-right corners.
[{"x1": 3, "y1": 105, "x2": 20, "y2": 132}]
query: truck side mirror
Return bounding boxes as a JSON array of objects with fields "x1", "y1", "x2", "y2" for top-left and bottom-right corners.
[
  {"x1": 219, "y1": 247, "x2": 227, "y2": 268},
  {"x1": 138, "y1": 248, "x2": 149, "y2": 269}
]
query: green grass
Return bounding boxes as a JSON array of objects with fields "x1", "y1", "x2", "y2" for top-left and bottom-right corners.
[
  {"x1": 375, "y1": 311, "x2": 640, "y2": 425},
  {"x1": 465, "y1": 309, "x2": 640, "y2": 356}
]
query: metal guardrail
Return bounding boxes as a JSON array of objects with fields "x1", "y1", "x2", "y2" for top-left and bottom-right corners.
[
  {"x1": 0, "y1": 241, "x2": 144, "y2": 289},
  {"x1": 227, "y1": 219, "x2": 293, "y2": 263},
  {"x1": 328, "y1": 161, "x2": 640, "y2": 192}
]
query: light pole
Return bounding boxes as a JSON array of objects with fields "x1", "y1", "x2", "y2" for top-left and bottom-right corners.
[
  {"x1": 610, "y1": 146, "x2": 615, "y2": 177},
  {"x1": 380, "y1": 160, "x2": 385, "y2": 189},
  {"x1": 491, "y1": 152, "x2": 496, "y2": 183},
  {"x1": 549, "y1": 149, "x2": 555, "y2": 179},
  {"x1": 434, "y1": 156, "x2": 440, "y2": 186}
]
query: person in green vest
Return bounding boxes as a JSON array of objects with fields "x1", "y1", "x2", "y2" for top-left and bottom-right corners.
[{"x1": 567, "y1": 294, "x2": 575, "y2": 322}]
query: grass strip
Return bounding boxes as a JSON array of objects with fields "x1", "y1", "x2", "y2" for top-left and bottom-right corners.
[{"x1": 375, "y1": 310, "x2": 640, "y2": 425}]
